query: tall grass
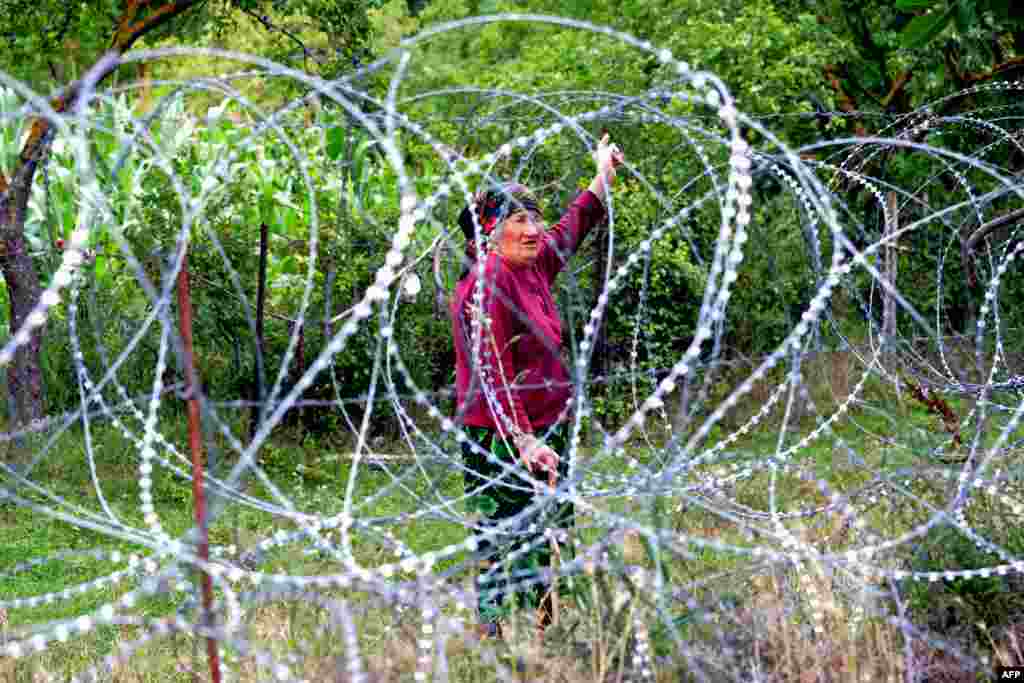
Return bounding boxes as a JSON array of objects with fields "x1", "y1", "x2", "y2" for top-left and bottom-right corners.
[{"x1": 2, "y1": 347, "x2": 1023, "y2": 681}]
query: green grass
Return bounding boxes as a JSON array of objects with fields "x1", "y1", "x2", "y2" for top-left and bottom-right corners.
[{"x1": 3, "y1": 375, "x2": 1024, "y2": 681}]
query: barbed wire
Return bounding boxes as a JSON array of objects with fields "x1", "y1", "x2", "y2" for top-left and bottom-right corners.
[{"x1": 0, "y1": 13, "x2": 1023, "y2": 682}]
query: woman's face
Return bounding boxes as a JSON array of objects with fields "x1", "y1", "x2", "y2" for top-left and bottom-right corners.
[{"x1": 495, "y1": 209, "x2": 544, "y2": 267}]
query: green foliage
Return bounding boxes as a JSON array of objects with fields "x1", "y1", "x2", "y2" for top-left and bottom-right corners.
[
  {"x1": 906, "y1": 521, "x2": 1024, "y2": 641},
  {"x1": 413, "y1": 0, "x2": 833, "y2": 138},
  {"x1": 901, "y1": 8, "x2": 955, "y2": 48},
  {"x1": 0, "y1": 0, "x2": 118, "y2": 86},
  {"x1": 0, "y1": 0, "x2": 1021, "y2": 438},
  {"x1": 0, "y1": 0, "x2": 372, "y2": 90},
  {"x1": 787, "y1": 0, "x2": 1024, "y2": 118}
]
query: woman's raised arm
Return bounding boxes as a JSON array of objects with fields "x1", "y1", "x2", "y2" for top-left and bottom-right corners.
[{"x1": 538, "y1": 134, "x2": 624, "y2": 279}]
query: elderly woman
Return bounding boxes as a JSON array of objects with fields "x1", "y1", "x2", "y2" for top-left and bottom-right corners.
[{"x1": 451, "y1": 135, "x2": 624, "y2": 636}]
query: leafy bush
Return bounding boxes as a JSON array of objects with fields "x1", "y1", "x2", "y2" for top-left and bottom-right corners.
[{"x1": 906, "y1": 521, "x2": 1024, "y2": 643}]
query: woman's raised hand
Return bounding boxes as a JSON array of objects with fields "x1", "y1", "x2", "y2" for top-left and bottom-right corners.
[
  {"x1": 595, "y1": 133, "x2": 625, "y2": 183},
  {"x1": 589, "y1": 133, "x2": 625, "y2": 201}
]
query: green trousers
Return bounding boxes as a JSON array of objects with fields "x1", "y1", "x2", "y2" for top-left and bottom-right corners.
[{"x1": 462, "y1": 424, "x2": 575, "y2": 624}]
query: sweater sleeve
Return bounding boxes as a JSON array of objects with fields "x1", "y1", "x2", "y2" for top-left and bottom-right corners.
[
  {"x1": 477, "y1": 263, "x2": 533, "y2": 436},
  {"x1": 537, "y1": 189, "x2": 607, "y2": 281}
]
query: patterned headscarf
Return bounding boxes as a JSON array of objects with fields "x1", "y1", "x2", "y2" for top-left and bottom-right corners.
[
  {"x1": 456, "y1": 183, "x2": 542, "y2": 278},
  {"x1": 458, "y1": 182, "x2": 542, "y2": 244}
]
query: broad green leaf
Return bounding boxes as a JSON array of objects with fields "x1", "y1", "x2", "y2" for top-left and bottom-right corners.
[
  {"x1": 283, "y1": 208, "x2": 299, "y2": 236},
  {"x1": 895, "y1": 0, "x2": 936, "y2": 9},
  {"x1": 281, "y1": 255, "x2": 298, "y2": 275},
  {"x1": 262, "y1": 182, "x2": 276, "y2": 221},
  {"x1": 94, "y1": 255, "x2": 108, "y2": 285},
  {"x1": 350, "y1": 136, "x2": 373, "y2": 190},
  {"x1": 955, "y1": 0, "x2": 975, "y2": 33},
  {"x1": 900, "y1": 8, "x2": 954, "y2": 48},
  {"x1": 468, "y1": 494, "x2": 498, "y2": 516},
  {"x1": 326, "y1": 126, "x2": 346, "y2": 161},
  {"x1": 62, "y1": 203, "x2": 75, "y2": 234},
  {"x1": 359, "y1": 164, "x2": 372, "y2": 208}
]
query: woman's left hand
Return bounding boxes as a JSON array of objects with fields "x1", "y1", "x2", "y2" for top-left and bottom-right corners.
[
  {"x1": 595, "y1": 133, "x2": 625, "y2": 184},
  {"x1": 515, "y1": 433, "x2": 558, "y2": 479},
  {"x1": 589, "y1": 134, "x2": 625, "y2": 201}
]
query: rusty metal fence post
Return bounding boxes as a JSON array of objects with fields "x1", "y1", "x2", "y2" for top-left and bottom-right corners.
[{"x1": 176, "y1": 250, "x2": 223, "y2": 683}]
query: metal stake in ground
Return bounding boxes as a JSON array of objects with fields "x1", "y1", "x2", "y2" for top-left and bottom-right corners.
[
  {"x1": 176, "y1": 250, "x2": 223, "y2": 683},
  {"x1": 252, "y1": 221, "x2": 269, "y2": 440}
]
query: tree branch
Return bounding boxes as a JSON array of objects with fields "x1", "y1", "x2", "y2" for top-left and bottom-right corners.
[
  {"x1": 3, "y1": 0, "x2": 203, "y2": 225},
  {"x1": 991, "y1": 36, "x2": 1006, "y2": 65},
  {"x1": 823, "y1": 65, "x2": 867, "y2": 137},
  {"x1": 961, "y1": 206, "x2": 1024, "y2": 287},
  {"x1": 112, "y1": 0, "x2": 144, "y2": 51},
  {"x1": 943, "y1": 42, "x2": 967, "y2": 90},
  {"x1": 961, "y1": 56, "x2": 1024, "y2": 85},
  {"x1": 881, "y1": 70, "x2": 913, "y2": 109},
  {"x1": 236, "y1": 4, "x2": 314, "y2": 68},
  {"x1": 113, "y1": 0, "x2": 203, "y2": 52},
  {"x1": 906, "y1": 379, "x2": 962, "y2": 449},
  {"x1": 937, "y1": 55, "x2": 1024, "y2": 118}
]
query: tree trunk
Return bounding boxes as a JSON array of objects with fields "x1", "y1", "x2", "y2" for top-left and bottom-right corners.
[
  {"x1": 0, "y1": 218, "x2": 46, "y2": 428},
  {"x1": 883, "y1": 191, "x2": 902, "y2": 406},
  {"x1": 0, "y1": 0, "x2": 207, "y2": 431},
  {"x1": 882, "y1": 191, "x2": 898, "y2": 345}
]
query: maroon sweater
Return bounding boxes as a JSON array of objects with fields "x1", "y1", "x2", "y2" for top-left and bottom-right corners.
[{"x1": 452, "y1": 189, "x2": 606, "y2": 434}]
